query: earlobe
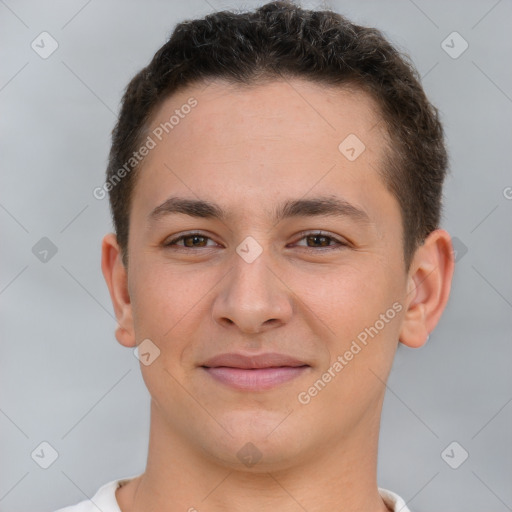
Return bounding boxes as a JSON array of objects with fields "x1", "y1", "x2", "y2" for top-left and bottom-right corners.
[
  {"x1": 399, "y1": 229, "x2": 454, "y2": 348},
  {"x1": 101, "y1": 233, "x2": 136, "y2": 348}
]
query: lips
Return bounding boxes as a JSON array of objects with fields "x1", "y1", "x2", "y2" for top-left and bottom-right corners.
[
  {"x1": 201, "y1": 352, "x2": 308, "y2": 369},
  {"x1": 201, "y1": 352, "x2": 310, "y2": 391}
]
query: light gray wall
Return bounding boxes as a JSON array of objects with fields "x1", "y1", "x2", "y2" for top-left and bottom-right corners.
[{"x1": 1, "y1": 1, "x2": 511, "y2": 511}]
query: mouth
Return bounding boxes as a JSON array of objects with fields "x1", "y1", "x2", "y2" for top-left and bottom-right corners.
[{"x1": 200, "y1": 352, "x2": 310, "y2": 391}]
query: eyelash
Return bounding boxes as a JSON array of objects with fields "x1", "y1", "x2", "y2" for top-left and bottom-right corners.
[{"x1": 163, "y1": 231, "x2": 348, "y2": 252}]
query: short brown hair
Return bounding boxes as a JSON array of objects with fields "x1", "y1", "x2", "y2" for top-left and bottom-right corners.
[{"x1": 106, "y1": 0, "x2": 448, "y2": 271}]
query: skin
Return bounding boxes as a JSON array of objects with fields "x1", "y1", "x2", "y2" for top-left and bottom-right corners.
[{"x1": 102, "y1": 78, "x2": 454, "y2": 512}]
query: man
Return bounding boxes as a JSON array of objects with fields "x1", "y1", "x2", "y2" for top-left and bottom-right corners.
[{"x1": 56, "y1": 1, "x2": 454, "y2": 511}]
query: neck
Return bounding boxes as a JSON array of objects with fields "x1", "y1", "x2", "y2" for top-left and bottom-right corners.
[{"x1": 118, "y1": 399, "x2": 390, "y2": 512}]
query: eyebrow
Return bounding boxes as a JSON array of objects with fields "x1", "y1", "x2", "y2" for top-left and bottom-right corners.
[{"x1": 149, "y1": 195, "x2": 371, "y2": 225}]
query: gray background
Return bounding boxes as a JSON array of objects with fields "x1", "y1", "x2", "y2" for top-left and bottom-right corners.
[{"x1": 1, "y1": 1, "x2": 511, "y2": 511}]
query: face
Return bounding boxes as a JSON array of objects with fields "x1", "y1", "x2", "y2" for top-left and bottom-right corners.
[{"x1": 120, "y1": 79, "x2": 411, "y2": 470}]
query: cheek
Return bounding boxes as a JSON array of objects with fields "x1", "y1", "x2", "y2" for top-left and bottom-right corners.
[
  {"x1": 129, "y1": 261, "x2": 217, "y2": 360},
  {"x1": 295, "y1": 260, "x2": 391, "y2": 324},
  {"x1": 128, "y1": 265, "x2": 204, "y2": 402},
  {"x1": 308, "y1": 260, "x2": 403, "y2": 360},
  {"x1": 129, "y1": 262, "x2": 182, "y2": 340}
]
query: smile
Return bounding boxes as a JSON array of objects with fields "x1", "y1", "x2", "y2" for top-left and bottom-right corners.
[
  {"x1": 200, "y1": 352, "x2": 310, "y2": 391},
  {"x1": 202, "y1": 366, "x2": 309, "y2": 391}
]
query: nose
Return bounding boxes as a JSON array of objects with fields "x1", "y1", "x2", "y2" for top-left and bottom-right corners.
[{"x1": 211, "y1": 248, "x2": 293, "y2": 335}]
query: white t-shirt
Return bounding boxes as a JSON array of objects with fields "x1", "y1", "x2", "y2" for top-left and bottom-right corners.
[{"x1": 54, "y1": 475, "x2": 412, "y2": 512}]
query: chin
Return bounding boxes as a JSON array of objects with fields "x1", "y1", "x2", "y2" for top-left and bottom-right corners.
[{"x1": 196, "y1": 409, "x2": 308, "y2": 471}]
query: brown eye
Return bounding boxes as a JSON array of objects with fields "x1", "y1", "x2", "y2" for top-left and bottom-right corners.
[
  {"x1": 305, "y1": 234, "x2": 332, "y2": 247},
  {"x1": 164, "y1": 233, "x2": 216, "y2": 248},
  {"x1": 293, "y1": 231, "x2": 347, "y2": 250}
]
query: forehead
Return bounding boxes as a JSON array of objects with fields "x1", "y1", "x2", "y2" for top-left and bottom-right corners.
[
  {"x1": 131, "y1": 78, "x2": 395, "y2": 227},
  {"x1": 148, "y1": 78, "x2": 385, "y2": 152}
]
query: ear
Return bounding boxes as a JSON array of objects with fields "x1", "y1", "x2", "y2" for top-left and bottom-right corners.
[
  {"x1": 399, "y1": 229, "x2": 454, "y2": 348},
  {"x1": 101, "y1": 233, "x2": 136, "y2": 348}
]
